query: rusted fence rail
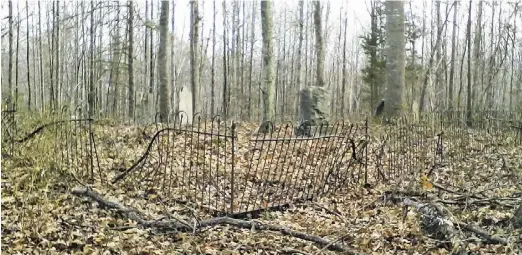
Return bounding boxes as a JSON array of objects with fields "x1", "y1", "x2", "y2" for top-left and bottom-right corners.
[{"x1": 3, "y1": 109, "x2": 521, "y2": 218}]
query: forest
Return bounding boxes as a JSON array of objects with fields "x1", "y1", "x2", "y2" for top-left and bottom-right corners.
[{"x1": 2, "y1": 0, "x2": 522, "y2": 254}]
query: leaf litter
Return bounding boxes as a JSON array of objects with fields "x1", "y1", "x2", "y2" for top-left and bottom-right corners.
[{"x1": 2, "y1": 121, "x2": 522, "y2": 254}]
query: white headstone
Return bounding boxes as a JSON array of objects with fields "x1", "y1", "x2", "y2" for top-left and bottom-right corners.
[{"x1": 178, "y1": 86, "x2": 193, "y2": 125}]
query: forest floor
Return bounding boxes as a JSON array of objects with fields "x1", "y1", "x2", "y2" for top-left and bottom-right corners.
[{"x1": 2, "y1": 120, "x2": 522, "y2": 255}]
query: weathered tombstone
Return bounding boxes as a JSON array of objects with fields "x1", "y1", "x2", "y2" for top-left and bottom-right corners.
[
  {"x1": 374, "y1": 99, "x2": 385, "y2": 117},
  {"x1": 296, "y1": 86, "x2": 330, "y2": 136},
  {"x1": 178, "y1": 86, "x2": 193, "y2": 125}
]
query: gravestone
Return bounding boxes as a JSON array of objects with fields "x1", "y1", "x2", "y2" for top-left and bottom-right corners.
[
  {"x1": 178, "y1": 86, "x2": 193, "y2": 125},
  {"x1": 296, "y1": 86, "x2": 331, "y2": 136}
]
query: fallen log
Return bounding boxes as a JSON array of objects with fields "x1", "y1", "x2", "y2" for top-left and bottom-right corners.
[{"x1": 71, "y1": 186, "x2": 366, "y2": 254}]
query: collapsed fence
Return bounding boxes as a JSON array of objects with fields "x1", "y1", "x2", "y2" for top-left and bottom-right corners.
[{"x1": 2, "y1": 109, "x2": 521, "y2": 218}]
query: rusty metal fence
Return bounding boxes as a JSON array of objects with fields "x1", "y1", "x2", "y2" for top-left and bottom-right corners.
[
  {"x1": 3, "y1": 109, "x2": 521, "y2": 218},
  {"x1": 1, "y1": 106, "x2": 98, "y2": 184}
]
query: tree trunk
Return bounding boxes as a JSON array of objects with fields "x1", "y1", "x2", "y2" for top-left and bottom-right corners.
[
  {"x1": 15, "y1": 2, "x2": 20, "y2": 110},
  {"x1": 110, "y1": 2, "x2": 121, "y2": 117},
  {"x1": 466, "y1": 0, "x2": 472, "y2": 126},
  {"x1": 248, "y1": 1, "x2": 256, "y2": 120},
  {"x1": 313, "y1": 1, "x2": 325, "y2": 88},
  {"x1": 295, "y1": 0, "x2": 304, "y2": 118},
  {"x1": 26, "y1": 1, "x2": 31, "y2": 110},
  {"x1": 211, "y1": 0, "x2": 216, "y2": 116},
  {"x1": 472, "y1": 1, "x2": 483, "y2": 112},
  {"x1": 448, "y1": 1, "x2": 458, "y2": 111},
  {"x1": 260, "y1": 0, "x2": 275, "y2": 125},
  {"x1": 222, "y1": 1, "x2": 228, "y2": 117},
  {"x1": 158, "y1": 0, "x2": 170, "y2": 122},
  {"x1": 384, "y1": 0, "x2": 405, "y2": 118},
  {"x1": 341, "y1": 13, "x2": 348, "y2": 117},
  {"x1": 149, "y1": 0, "x2": 155, "y2": 116},
  {"x1": 38, "y1": 1, "x2": 44, "y2": 110},
  {"x1": 190, "y1": 0, "x2": 201, "y2": 116},
  {"x1": 7, "y1": 0, "x2": 13, "y2": 108},
  {"x1": 127, "y1": 0, "x2": 135, "y2": 120},
  {"x1": 88, "y1": 1, "x2": 95, "y2": 117}
]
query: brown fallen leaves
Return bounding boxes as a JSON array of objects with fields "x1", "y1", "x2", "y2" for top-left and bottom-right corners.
[{"x1": 2, "y1": 121, "x2": 522, "y2": 254}]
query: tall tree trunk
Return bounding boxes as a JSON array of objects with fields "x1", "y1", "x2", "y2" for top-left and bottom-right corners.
[
  {"x1": 248, "y1": 1, "x2": 256, "y2": 120},
  {"x1": 295, "y1": 0, "x2": 304, "y2": 117},
  {"x1": 191, "y1": 0, "x2": 201, "y2": 116},
  {"x1": 38, "y1": 1, "x2": 44, "y2": 110},
  {"x1": 15, "y1": 2, "x2": 20, "y2": 110},
  {"x1": 260, "y1": 0, "x2": 275, "y2": 125},
  {"x1": 144, "y1": 0, "x2": 149, "y2": 119},
  {"x1": 55, "y1": 1, "x2": 60, "y2": 110},
  {"x1": 384, "y1": 0, "x2": 405, "y2": 118},
  {"x1": 128, "y1": 0, "x2": 135, "y2": 120},
  {"x1": 448, "y1": 1, "x2": 458, "y2": 111},
  {"x1": 509, "y1": 5, "x2": 517, "y2": 111},
  {"x1": 26, "y1": 1, "x2": 31, "y2": 110},
  {"x1": 158, "y1": 0, "x2": 170, "y2": 122},
  {"x1": 88, "y1": 1, "x2": 95, "y2": 117},
  {"x1": 472, "y1": 1, "x2": 483, "y2": 111},
  {"x1": 110, "y1": 2, "x2": 121, "y2": 117},
  {"x1": 222, "y1": 1, "x2": 228, "y2": 117},
  {"x1": 466, "y1": 0, "x2": 473, "y2": 126},
  {"x1": 313, "y1": 1, "x2": 325, "y2": 87},
  {"x1": 435, "y1": 0, "x2": 442, "y2": 109},
  {"x1": 211, "y1": 0, "x2": 216, "y2": 116},
  {"x1": 149, "y1": 0, "x2": 155, "y2": 116},
  {"x1": 341, "y1": 13, "x2": 348, "y2": 116},
  {"x1": 7, "y1": 0, "x2": 13, "y2": 108},
  {"x1": 171, "y1": 1, "x2": 176, "y2": 112}
]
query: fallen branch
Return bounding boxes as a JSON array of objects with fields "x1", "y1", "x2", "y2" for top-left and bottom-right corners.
[
  {"x1": 456, "y1": 222, "x2": 508, "y2": 245},
  {"x1": 71, "y1": 186, "x2": 366, "y2": 254}
]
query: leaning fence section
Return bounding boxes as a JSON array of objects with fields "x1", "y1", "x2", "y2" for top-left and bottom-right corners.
[
  {"x1": 111, "y1": 113, "x2": 236, "y2": 215},
  {"x1": 5, "y1": 109, "x2": 521, "y2": 218},
  {"x1": 235, "y1": 121, "x2": 367, "y2": 213}
]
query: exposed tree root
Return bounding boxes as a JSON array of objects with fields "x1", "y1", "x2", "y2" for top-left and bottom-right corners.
[{"x1": 71, "y1": 186, "x2": 367, "y2": 254}]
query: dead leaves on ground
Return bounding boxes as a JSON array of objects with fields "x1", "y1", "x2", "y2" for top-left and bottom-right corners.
[{"x1": 2, "y1": 122, "x2": 522, "y2": 254}]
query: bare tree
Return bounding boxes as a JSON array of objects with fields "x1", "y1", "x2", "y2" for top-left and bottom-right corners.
[
  {"x1": 313, "y1": 1, "x2": 325, "y2": 88},
  {"x1": 260, "y1": 0, "x2": 275, "y2": 125},
  {"x1": 128, "y1": 0, "x2": 135, "y2": 120},
  {"x1": 158, "y1": 0, "x2": 170, "y2": 122},
  {"x1": 211, "y1": 0, "x2": 216, "y2": 116},
  {"x1": 8, "y1": 0, "x2": 13, "y2": 107},
  {"x1": 448, "y1": 1, "x2": 458, "y2": 111},
  {"x1": 466, "y1": 0, "x2": 472, "y2": 125},
  {"x1": 190, "y1": 0, "x2": 201, "y2": 115},
  {"x1": 26, "y1": 1, "x2": 31, "y2": 110},
  {"x1": 384, "y1": 0, "x2": 405, "y2": 118}
]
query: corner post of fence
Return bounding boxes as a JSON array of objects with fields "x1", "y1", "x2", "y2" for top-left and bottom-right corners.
[{"x1": 230, "y1": 122, "x2": 237, "y2": 214}]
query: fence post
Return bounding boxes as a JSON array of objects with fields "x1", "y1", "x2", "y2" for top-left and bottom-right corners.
[{"x1": 230, "y1": 122, "x2": 237, "y2": 214}]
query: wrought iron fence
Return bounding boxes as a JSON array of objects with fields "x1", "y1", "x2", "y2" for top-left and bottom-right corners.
[
  {"x1": 4, "y1": 106, "x2": 99, "y2": 183},
  {"x1": 5, "y1": 109, "x2": 521, "y2": 218}
]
